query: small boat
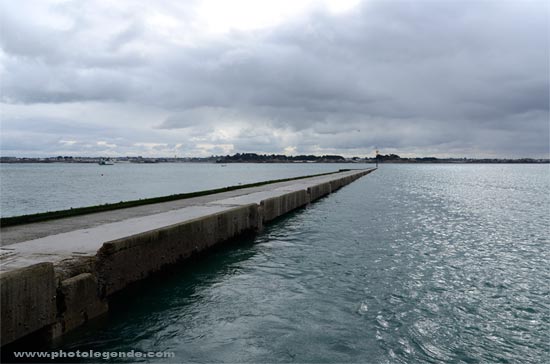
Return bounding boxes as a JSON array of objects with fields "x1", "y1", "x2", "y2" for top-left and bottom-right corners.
[{"x1": 98, "y1": 159, "x2": 114, "y2": 165}]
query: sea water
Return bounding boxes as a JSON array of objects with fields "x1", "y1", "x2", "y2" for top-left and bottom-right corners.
[{"x1": 3, "y1": 164, "x2": 549, "y2": 363}]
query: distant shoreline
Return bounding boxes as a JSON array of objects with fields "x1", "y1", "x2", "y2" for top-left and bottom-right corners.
[
  {"x1": 1, "y1": 158, "x2": 548, "y2": 164},
  {"x1": 1, "y1": 151, "x2": 549, "y2": 165}
]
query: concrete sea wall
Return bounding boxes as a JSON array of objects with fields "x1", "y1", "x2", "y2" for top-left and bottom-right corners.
[
  {"x1": 0, "y1": 169, "x2": 374, "y2": 346},
  {"x1": 96, "y1": 204, "x2": 259, "y2": 296}
]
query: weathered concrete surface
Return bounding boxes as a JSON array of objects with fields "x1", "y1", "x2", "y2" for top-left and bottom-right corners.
[
  {"x1": 0, "y1": 205, "x2": 245, "y2": 272},
  {"x1": 1, "y1": 172, "x2": 366, "y2": 246},
  {"x1": 307, "y1": 182, "x2": 332, "y2": 202},
  {"x1": 0, "y1": 168, "x2": 375, "y2": 346},
  {"x1": 96, "y1": 204, "x2": 259, "y2": 296},
  {"x1": 0, "y1": 263, "x2": 57, "y2": 346},
  {"x1": 260, "y1": 190, "x2": 309, "y2": 223},
  {"x1": 55, "y1": 273, "x2": 108, "y2": 335}
]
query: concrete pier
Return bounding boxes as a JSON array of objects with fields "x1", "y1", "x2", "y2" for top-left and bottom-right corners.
[{"x1": 0, "y1": 168, "x2": 374, "y2": 346}]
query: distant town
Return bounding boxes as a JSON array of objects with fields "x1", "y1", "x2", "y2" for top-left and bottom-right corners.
[{"x1": 1, "y1": 153, "x2": 548, "y2": 164}]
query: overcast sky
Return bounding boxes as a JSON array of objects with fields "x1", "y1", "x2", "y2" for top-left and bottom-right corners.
[{"x1": 1, "y1": 0, "x2": 548, "y2": 158}]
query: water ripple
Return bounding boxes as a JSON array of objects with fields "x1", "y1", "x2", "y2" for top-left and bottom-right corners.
[{"x1": 48, "y1": 165, "x2": 550, "y2": 364}]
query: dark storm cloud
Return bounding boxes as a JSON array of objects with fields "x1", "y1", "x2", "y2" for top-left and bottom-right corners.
[{"x1": 0, "y1": 0, "x2": 548, "y2": 157}]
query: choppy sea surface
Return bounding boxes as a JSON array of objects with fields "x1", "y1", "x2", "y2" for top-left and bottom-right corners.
[{"x1": 4, "y1": 164, "x2": 550, "y2": 363}]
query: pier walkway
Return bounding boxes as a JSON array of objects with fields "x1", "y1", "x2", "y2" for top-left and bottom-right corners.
[{"x1": 0, "y1": 168, "x2": 374, "y2": 346}]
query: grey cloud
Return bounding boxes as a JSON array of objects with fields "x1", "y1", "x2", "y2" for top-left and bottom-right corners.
[{"x1": 1, "y1": 0, "x2": 548, "y2": 157}]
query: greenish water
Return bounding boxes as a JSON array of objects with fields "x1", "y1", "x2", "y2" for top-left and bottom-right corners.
[{"x1": 11, "y1": 165, "x2": 550, "y2": 363}]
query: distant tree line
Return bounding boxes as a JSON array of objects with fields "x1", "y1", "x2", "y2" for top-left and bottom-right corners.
[
  {"x1": 374, "y1": 154, "x2": 436, "y2": 161},
  {"x1": 369, "y1": 154, "x2": 547, "y2": 164},
  {"x1": 217, "y1": 153, "x2": 346, "y2": 163}
]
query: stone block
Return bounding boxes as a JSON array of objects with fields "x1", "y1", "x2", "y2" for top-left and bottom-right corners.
[
  {"x1": 56, "y1": 273, "x2": 108, "y2": 334},
  {"x1": 0, "y1": 263, "x2": 57, "y2": 346}
]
